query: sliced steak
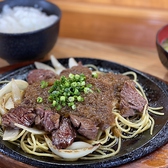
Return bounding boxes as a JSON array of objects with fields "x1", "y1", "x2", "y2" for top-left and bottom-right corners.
[
  {"x1": 2, "y1": 106, "x2": 36, "y2": 128},
  {"x1": 70, "y1": 114, "x2": 99, "y2": 140},
  {"x1": 27, "y1": 69, "x2": 58, "y2": 85},
  {"x1": 120, "y1": 80, "x2": 147, "y2": 117},
  {"x1": 52, "y1": 117, "x2": 76, "y2": 149},
  {"x1": 60, "y1": 65, "x2": 92, "y2": 77},
  {"x1": 35, "y1": 107, "x2": 60, "y2": 132}
]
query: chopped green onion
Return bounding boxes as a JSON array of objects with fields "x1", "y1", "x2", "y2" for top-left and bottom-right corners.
[
  {"x1": 68, "y1": 96, "x2": 75, "y2": 102},
  {"x1": 69, "y1": 73, "x2": 74, "y2": 79},
  {"x1": 61, "y1": 76, "x2": 66, "y2": 83},
  {"x1": 84, "y1": 87, "x2": 93, "y2": 94},
  {"x1": 48, "y1": 73, "x2": 93, "y2": 110},
  {"x1": 71, "y1": 82, "x2": 77, "y2": 87},
  {"x1": 40, "y1": 81, "x2": 48, "y2": 88},
  {"x1": 37, "y1": 97, "x2": 43, "y2": 103},
  {"x1": 77, "y1": 96, "x2": 84, "y2": 102},
  {"x1": 92, "y1": 72, "x2": 98, "y2": 78},
  {"x1": 60, "y1": 96, "x2": 66, "y2": 102},
  {"x1": 75, "y1": 74, "x2": 80, "y2": 80},
  {"x1": 74, "y1": 88, "x2": 80, "y2": 95},
  {"x1": 56, "y1": 104, "x2": 62, "y2": 111},
  {"x1": 65, "y1": 81, "x2": 70, "y2": 87},
  {"x1": 62, "y1": 102, "x2": 66, "y2": 106},
  {"x1": 86, "y1": 84, "x2": 92, "y2": 88},
  {"x1": 80, "y1": 81, "x2": 85, "y2": 86},
  {"x1": 80, "y1": 74, "x2": 86, "y2": 81},
  {"x1": 68, "y1": 102, "x2": 74, "y2": 107},
  {"x1": 52, "y1": 100, "x2": 57, "y2": 107},
  {"x1": 71, "y1": 104, "x2": 76, "y2": 110}
]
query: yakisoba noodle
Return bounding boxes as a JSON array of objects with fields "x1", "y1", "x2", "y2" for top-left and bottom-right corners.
[{"x1": 0, "y1": 64, "x2": 164, "y2": 161}]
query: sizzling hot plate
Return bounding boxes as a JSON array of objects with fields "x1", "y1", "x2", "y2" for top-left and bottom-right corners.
[{"x1": 0, "y1": 58, "x2": 168, "y2": 168}]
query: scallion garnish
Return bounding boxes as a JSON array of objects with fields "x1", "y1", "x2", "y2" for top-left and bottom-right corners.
[
  {"x1": 37, "y1": 97, "x2": 43, "y2": 103},
  {"x1": 48, "y1": 73, "x2": 92, "y2": 110},
  {"x1": 40, "y1": 80, "x2": 48, "y2": 88},
  {"x1": 92, "y1": 71, "x2": 98, "y2": 78}
]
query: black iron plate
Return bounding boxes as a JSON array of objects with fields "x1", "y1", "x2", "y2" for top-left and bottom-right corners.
[{"x1": 0, "y1": 58, "x2": 168, "y2": 168}]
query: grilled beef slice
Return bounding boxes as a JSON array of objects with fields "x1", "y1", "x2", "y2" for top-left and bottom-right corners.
[
  {"x1": 27, "y1": 69, "x2": 58, "y2": 85},
  {"x1": 35, "y1": 107, "x2": 60, "y2": 132},
  {"x1": 120, "y1": 80, "x2": 147, "y2": 117},
  {"x1": 2, "y1": 106, "x2": 36, "y2": 128},
  {"x1": 52, "y1": 117, "x2": 76, "y2": 149},
  {"x1": 60, "y1": 65, "x2": 92, "y2": 77},
  {"x1": 70, "y1": 114, "x2": 99, "y2": 140}
]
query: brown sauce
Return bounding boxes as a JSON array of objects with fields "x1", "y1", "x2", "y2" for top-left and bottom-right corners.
[{"x1": 22, "y1": 66, "x2": 130, "y2": 131}]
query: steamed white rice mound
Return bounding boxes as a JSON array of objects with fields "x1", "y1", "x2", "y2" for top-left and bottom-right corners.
[{"x1": 0, "y1": 5, "x2": 58, "y2": 33}]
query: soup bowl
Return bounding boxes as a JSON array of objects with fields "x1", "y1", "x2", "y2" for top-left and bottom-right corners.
[{"x1": 156, "y1": 24, "x2": 168, "y2": 69}]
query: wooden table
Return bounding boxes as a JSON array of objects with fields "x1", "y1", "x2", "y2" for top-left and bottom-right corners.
[{"x1": 0, "y1": 38, "x2": 168, "y2": 168}]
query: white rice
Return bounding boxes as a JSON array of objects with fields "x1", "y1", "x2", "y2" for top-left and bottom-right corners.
[{"x1": 0, "y1": 5, "x2": 58, "y2": 33}]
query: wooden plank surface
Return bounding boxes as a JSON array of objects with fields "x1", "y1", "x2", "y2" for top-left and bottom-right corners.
[
  {"x1": 56, "y1": 0, "x2": 168, "y2": 10},
  {"x1": 49, "y1": 0, "x2": 168, "y2": 48}
]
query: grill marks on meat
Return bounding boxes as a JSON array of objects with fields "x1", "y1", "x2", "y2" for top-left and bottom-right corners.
[
  {"x1": 120, "y1": 81, "x2": 147, "y2": 117},
  {"x1": 2, "y1": 106, "x2": 36, "y2": 128},
  {"x1": 52, "y1": 117, "x2": 76, "y2": 149}
]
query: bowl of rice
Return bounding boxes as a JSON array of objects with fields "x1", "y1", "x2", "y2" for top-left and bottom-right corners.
[{"x1": 0, "y1": 0, "x2": 61, "y2": 64}]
